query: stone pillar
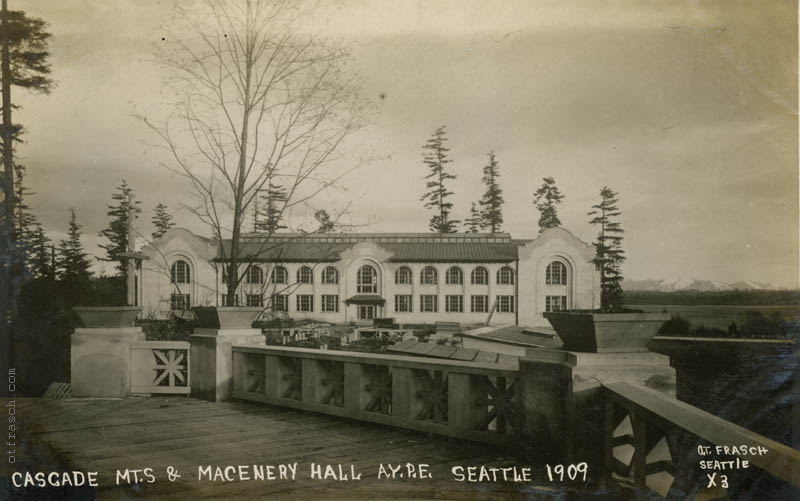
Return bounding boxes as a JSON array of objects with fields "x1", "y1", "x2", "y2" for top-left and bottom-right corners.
[
  {"x1": 517, "y1": 350, "x2": 576, "y2": 461},
  {"x1": 71, "y1": 327, "x2": 145, "y2": 398},
  {"x1": 520, "y1": 348, "x2": 676, "y2": 464},
  {"x1": 190, "y1": 328, "x2": 264, "y2": 402}
]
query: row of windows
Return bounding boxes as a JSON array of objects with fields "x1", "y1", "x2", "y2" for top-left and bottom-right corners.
[
  {"x1": 397, "y1": 265, "x2": 515, "y2": 285},
  {"x1": 218, "y1": 294, "x2": 516, "y2": 314},
  {"x1": 171, "y1": 293, "x2": 563, "y2": 313},
  {"x1": 402, "y1": 295, "x2": 516, "y2": 313},
  {"x1": 238, "y1": 264, "x2": 517, "y2": 286},
  {"x1": 172, "y1": 260, "x2": 567, "y2": 287},
  {"x1": 219, "y1": 293, "x2": 324, "y2": 312}
]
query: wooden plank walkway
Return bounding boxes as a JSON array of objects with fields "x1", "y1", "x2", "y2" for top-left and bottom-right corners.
[{"x1": 4, "y1": 397, "x2": 559, "y2": 500}]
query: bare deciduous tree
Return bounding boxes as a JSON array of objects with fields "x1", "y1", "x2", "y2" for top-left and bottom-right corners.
[{"x1": 138, "y1": 0, "x2": 370, "y2": 306}]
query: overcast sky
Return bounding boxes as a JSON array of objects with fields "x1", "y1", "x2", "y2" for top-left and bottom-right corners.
[{"x1": 14, "y1": 0, "x2": 799, "y2": 287}]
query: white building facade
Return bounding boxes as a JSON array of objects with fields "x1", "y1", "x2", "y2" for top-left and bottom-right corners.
[{"x1": 139, "y1": 228, "x2": 600, "y2": 327}]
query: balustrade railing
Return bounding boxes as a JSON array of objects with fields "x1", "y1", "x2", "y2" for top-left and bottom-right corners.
[
  {"x1": 130, "y1": 341, "x2": 191, "y2": 394},
  {"x1": 231, "y1": 345, "x2": 520, "y2": 445},
  {"x1": 604, "y1": 382, "x2": 800, "y2": 499}
]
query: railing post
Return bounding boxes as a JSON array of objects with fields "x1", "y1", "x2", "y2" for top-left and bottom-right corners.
[
  {"x1": 517, "y1": 352, "x2": 575, "y2": 460},
  {"x1": 448, "y1": 372, "x2": 479, "y2": 432},
  {"x1": 604, "y1": 394, "x2": 614, "y2": 487},
  {"x1": 302, "y1": 358, "x2": 324, "y2": 404},
  {"x1": 263, "y1": 355, "x2": 279, "y2": 399},
  {"x1": 190, "y1": 328, "x2": 264, "y2": 402},
  {"x1": 392, "y1": 367, "x2": 424, "y2": 422},
  {"x1": 344, "y1": 362, "x2": 366, "y2": 413},
  {"x1": 632, "y1": 411, "x2": 647, "y2": 499}
]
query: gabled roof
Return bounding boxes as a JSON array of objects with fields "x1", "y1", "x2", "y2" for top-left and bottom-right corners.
[{"x1": 215, "y1": 232, "x2": 521, "y2": 263}]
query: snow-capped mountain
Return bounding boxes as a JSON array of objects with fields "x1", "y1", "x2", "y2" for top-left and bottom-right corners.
[{"x1": 625, "y1": 277, "x2": 779, "y2": 292}]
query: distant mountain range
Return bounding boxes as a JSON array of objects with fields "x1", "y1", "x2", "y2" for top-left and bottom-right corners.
[{"x1": 625, "y1": 277, "x2": 781, "y2": 292}]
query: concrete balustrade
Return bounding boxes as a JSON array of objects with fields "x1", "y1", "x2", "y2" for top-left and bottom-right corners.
[{"x1": 231, "y1": 345, "x2": 525, "y2": 446}]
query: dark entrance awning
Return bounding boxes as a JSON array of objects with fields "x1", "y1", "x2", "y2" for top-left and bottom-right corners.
[{"x1": 345, "y1": 295, "x2": 385, "y2": 306}]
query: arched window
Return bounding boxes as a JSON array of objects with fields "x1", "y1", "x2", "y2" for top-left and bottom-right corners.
[
  {"x1": 272, "y1": 266, "x2": 288, "y2": 284},
  {"x1": 321, "y1": 266, "x2": 339, "y2": 285},
  {"x1": 471, "y1": 266, "x2": 488, "y2": 285},
  {"x1": 297, "y1": 266, "x2": 313, "y2": 284},
  {"x1": 497, "y1": 266, "x2": 514, "y2": 285},
  {"x1": 245, "y1": 266, "x2": 263, "y2": 284},
  {"x1": 420, "y1": 266, "x2": 437, "y2": 285},
  {"x1": 395, "y1": 266, "x2": 412, "y2": 285},
  {"x1": 171, "y1": 260, "x2": 190, "y2": 284},
  {"x1": 357, "y1": 264, "x2": 378, "y2": 293},
  {"x1": 546, "y1": 261, "x2": 567, "y2": 285},
  {"x1": 445, "y1": 266, "x2": 463, "y2": 285}
]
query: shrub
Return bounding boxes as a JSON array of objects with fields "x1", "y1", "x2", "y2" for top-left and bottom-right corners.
[
  {"x1": 658, "y1": 314, "x2": 691, "y2": 336},
  {"x1": 139, "y1": 316, "x2": 196, "y2": 341}
]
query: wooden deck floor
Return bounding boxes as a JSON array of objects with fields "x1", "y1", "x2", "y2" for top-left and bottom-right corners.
[{"x1": 5, "y1": 397, "x2": 562, "y2": 500}]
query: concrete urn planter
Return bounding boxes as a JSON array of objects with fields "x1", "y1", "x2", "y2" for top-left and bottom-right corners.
[
  {"x1": 73, "y1": 306, "x2": 142, "y2": 328},
  {"x1": 543, "y1": 311, "x2": 671, "y2": 353},
  {"x1": 191, "y1": 306, "x2": 264, "y2": 330}
]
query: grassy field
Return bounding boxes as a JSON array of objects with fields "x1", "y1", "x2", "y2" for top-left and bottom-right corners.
[{"x1": 631, "y1": 303, "x2": 800, "y2": 331}]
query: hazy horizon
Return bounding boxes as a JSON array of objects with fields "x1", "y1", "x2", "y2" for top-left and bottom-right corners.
[{"x1": 11, "y1": 0, "x2": 799, "y2": 288}]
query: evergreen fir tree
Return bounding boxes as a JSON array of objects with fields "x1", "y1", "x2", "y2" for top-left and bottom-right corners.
[
  {"x1": 151, "y1": 202, "x2": 175, "y2": 240},
  {"x1": 98, "y1": 180, "x2": 140, "y2": 279},
  {"x1": 465, "y1": 203, "x2": 481, "y2": 233},
  {"x1": 255, "y1": 182, "x2": 287, "y2": 234},
  {"x1": 588, "y1": 186, "x2": 626, "y2": 311},
  {"x1": 533, "y1": 177, "x2": 564, "y2": 232},
  {"x1": 28, "y1": 223, "x2": 52, "y2": 279},
  {"x1": 12, "y1": 164, "x2": 38, "y2": 244},
  {"x1": 478, "y1": 151, "x2": 504, "y2": 232},
  {"x1": 57, "y1": 209, "x2": 92, "y2": 283},
  {"x1": 420, "y1": 125, "x2": 459, "y2": 233},
  {"x1": 10, "y1": 163, "x2": 41, "y2": 277},
  {"x1": 314, "y1": 209, "x2": 335, "y2": 233}
]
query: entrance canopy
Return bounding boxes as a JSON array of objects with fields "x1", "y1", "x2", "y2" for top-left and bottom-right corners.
[{"x1": 345, "y1": 295, "x2": 386, "y2": 306}]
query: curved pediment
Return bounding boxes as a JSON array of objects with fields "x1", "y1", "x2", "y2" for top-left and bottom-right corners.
[
  {"x1": 520, "y1": 227, "x2": 595, "y2": 262},
  {"x1": 339, "y1": 240, "x2": 395, "y2": 263},
  {"x1": 141, "y1": 227, "x2": 217, "y2": 262}
]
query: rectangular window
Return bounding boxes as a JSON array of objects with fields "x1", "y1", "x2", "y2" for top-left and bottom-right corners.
[
  {"x1": 297, "y1": 294, "x2": 314, "y2": 312},
  {"x1": 321, "y1": 294, "x2": 339, "y2": 312},
  {"x1": 445, "y1": 295, "x2": 463, "y2": 313},
  {"x1": 170, "y1": 294, "x2": 190, "y2": 310},
  {"x1": 246, "y1": 294, "x2": 263, "y2": 307},
  {"x1": 272, "y1": 294, "x2": 288, "y2": 312},
  {"x1": 546, "y1": 295, "x2": 568, "y2": 312},
  {"x1": 497, "y1": 295, "x2": 515, "y2": 313},
  {"x1": 394, "y1": 294, "x2": 412, "y2": 313},
  {"x1": 420, "y1": 295, "x2": 438, "y2": 313},
  {"x1": 220, "y1": 294, "x2": 240, "y2": 306},
  {"x1": 470, "y1": 295, "x2": 488, "y2": 313}
]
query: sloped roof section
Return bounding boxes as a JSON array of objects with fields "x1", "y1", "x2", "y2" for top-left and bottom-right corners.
[{"x1": 216, "y1": 233, "x2": 521, "y2": 263}]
